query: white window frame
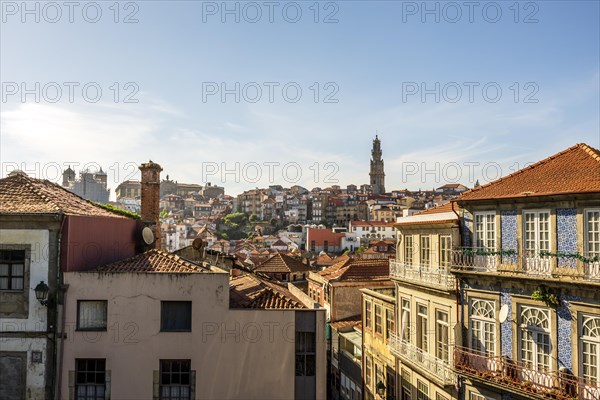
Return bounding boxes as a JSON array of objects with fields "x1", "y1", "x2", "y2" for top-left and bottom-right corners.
[
  {"x1": 523, "y1": 209, "x2": 551, "y2": 254},
  {"x1": 401, "y1": 298, "x2": 411, "y2": 342},
  {"x1": 474, "y1": 212, "x2": 496, "y2": 250},
  {"x1": 439, "y1": 235, "x2": 452, "y2": 268},
  {"x1": 436, "y1": 309, "x2": 450, "y2": 362},
  {"x1": 416, "y1": 303, "x2": 428, "y2": 353},
  {"x1": 585, "y1": 209, "x2": 600, "y2": 257},
  {"x1": 404, "y1": 235, "x2": 413, "y2": 265},
  {"x1": 469, "y1": 298, "x2": 496, "y2": 356},
  {"x1": 519, "y1": 305, "x2": 551, "y2": 372},
  {"x1": 580, "y1": 314, "x2": 600, "y2": 387},
  {"x1": 420, "y1": 235, "x2": 431, "y2": 267}
]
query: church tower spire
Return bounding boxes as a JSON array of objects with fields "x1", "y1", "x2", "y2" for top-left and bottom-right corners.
[{"x1": 369, "y1": 134, "x2": 385, "y2": 195}]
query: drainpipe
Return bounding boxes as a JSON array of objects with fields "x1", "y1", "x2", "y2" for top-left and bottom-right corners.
[
  {"x1": 56, "y1": 284, "x2": 69, "y2": 400},
  {"x1": 53, "y1": 215, "x2": 66, "y2": 400},
  {"x1": 451, "y1": 201, "x2": 465, "y2": 396}
]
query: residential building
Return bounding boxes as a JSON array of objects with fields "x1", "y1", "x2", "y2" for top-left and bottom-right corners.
[
  {"x1": 362, "y1": 286, "x2": 397, "y2": 400},
  {"x1": 0, "y1": 172, "x2": 139, "y2": 399},
  {"x1": 306, "y1": 228, "x2": 348, "y2": 254},
  {"x1": 389, "y1": 202, "x2": 460, "y2": 400},
  {"x1": 254, "y1": 253, "x2": 310, "y2": 282},
  {"x1": 349, "y1": 221, "x2": 397, "y2": 245},
  {"x1": 330, "y1": 317, "x2": 363, "y2": 400},
  {"x1": 61, "y1": 250, "x2": 327, "y2": 399},
  {"x1": 452, "y1": 143, "x2": 600, "y2": 400}
]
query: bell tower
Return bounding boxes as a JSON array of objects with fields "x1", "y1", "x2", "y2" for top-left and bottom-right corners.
[{"x1": 369, "y1": 135, "x2": 385, "y2": 195}]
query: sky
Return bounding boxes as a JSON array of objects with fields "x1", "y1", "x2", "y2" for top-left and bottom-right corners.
[{"x1": 1, "y1": 0, "x2": 599, "y2": 199}]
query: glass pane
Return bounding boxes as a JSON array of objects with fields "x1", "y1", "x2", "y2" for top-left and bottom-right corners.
[
  {"x1": 0, "y1": 264, "x2": 9, "y2": 276},
  {"x1": 12, "y1": 264, "x2": 24, "y2": 276},
  {"x1": 0, "y1": 277, "x2": 8, "y2": 290},
  {"x1": 11, "y1": 277, "x2": 23, "y2": 290}
]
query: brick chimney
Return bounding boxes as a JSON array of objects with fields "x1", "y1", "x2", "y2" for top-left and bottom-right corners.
[{"x1": 139, "y1": 161, "x2": 163, "y2": 249}]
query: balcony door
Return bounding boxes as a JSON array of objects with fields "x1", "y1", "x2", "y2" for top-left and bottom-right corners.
[
  {"x1": 468, "y1": 299, "x2": 497, "y2": 371},
  {"x1": 581, "y1": 315, "x2": 600, "y2": 400},
  {"x1": 586, "y1": 210, "x2": 600, "y2": 279},
  {"x1": 519, "y1": 306, "x2": 551, "y2": 389},
  {"x1": 474, "y1": 212, "x2": 497, "y2": 271},
  {"x1": 523, "y1": 210, "x2": 551, "y2": 275}
]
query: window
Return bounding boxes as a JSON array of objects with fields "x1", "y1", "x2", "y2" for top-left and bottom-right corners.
[
  {"x1": 519, "y1": 306, "x2": 551, "y2": 372},
  {"x1": 581, "y1": 315, "x2": 600, "y2": 386},
  {"x1": 440, "y1": 235, "x2": 452, "y2": 268},
  {"x1": 77, "y1": 301, "x2": 107, "y2": 331},
  {"x1": 365, "y1": 301, "x2": 372, "y2": 329},
  {"x1": 310, "y1": 240, "x2": 316, "y2": 252},
  {"x1": 420, "y1": 236, "x2": 430, "y2": 266},
  {"x1": 375, "y1": 304, "x2": 383, "y2": 335},
  {"x1": 470, "y1": 394, "x2": 492, "y2": 400},
  {"x1": 401, "y1": 370, "x2": 411, "y2": 400},
  {"x1": 474, "y1": 212, "x2": 496, "y2": 249},
  {"x1": 365, "y1": 355, "x2": 373, "y2": 388},
  {"x1": 324, "y1": 240, "x2": 329, "y2": 252},
  {"x1": 295, "y1": 331, "x2": 316, "y2": 376},
  {"x1": 75, "y1": 359, "x2": 106, "y2": 400},
  {"x1": 160, "y1": 360, "x2": 191, "y2": 400},
  {"x1": 0, "y1": 250, "x2": 25, "y2": 290},
  {"x1": 523, "y1": 210, "x2": 550, "y2": 254},
  {"x1": 436, "y1": 310, "x2": 449, "y2": 362},
  {"x1": 416, "y1": 304, "x2": 428, "y2": 353},
  {"x1": 436, "y1": 394, "x2": 449, "y2": 400},
  {"x1": 386, "y1": 308, "x2": 395, "y2": 340},
  {"x1": 586, "y1": 210, "x2": 600, "y2": 257},
  {"x1": 404, "y1": 235, "x2": 413, "y2": 265},
  {"x1": 375, "y1": 363, "x2": 385, "y2": 391},
  {"x1": 161, "y1": 301, "x2": 192, "y2": 331},
  {"x1": 401, "y1": 298, "x2": 411, "y2": 341},
  {"x1": 469, "y1": 299, "x2": 496, "y2": 356},
  {"x1": 416, "y1": 379, "x2": 429, "y2": 400}
]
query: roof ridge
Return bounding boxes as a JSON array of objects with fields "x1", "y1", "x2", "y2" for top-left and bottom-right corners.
[
  {"x1": 20, "y1": 175, "x2": 62, "y2": 212},
  {"x1": 458, "y1": 143, "x2": 597, "y2": 199},
  {"x1": 578, "y1": 142, "x2": 600, "y2": 162}
]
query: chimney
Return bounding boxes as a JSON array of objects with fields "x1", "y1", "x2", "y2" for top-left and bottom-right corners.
[{"x1": 139, "y1": 161, "x2": 163, "y2": 249}]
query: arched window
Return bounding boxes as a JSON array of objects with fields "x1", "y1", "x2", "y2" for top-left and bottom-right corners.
[
  {"x1": 520, "y1": 306, "x2": 551, "y2": 371},
  {"x1": 581, "y1": 315, "x2": 600, "y2": 386},
  {"x1": 469, "y1": 299, "x2": 496, "y2": 356}
]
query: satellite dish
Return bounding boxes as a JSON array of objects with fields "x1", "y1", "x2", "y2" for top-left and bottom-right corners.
[
  {"x1": 142, "y1": 227, "x2": 155, "y2": 245},
  {"x1": 499, "y1": 304, "x2": 509, "y2": 323}
]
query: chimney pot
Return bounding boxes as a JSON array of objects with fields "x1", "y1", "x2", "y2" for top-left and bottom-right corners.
[{"x1": 139, "y1": 161, "x2": 163, "y2": 249}]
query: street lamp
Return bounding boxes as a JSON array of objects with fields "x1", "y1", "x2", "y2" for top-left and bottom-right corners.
[
  {"x1": 34, "y1": 281, "x2": 50, "y2": 306},
  {"x1": 376, "y1": 381, "x2": 386, "y2": 398}
]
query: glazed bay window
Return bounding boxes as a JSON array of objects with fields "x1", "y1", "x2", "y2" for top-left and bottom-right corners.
[
  {"x1": 474, "y1": 212, "x2": 496, "y2": 250},
  {"x1": 404, "y1": 235, "x2": 413, "y2": 265},
  {"x1": 435, "y1": 310, "x2": 449, "y2": 362},
  {"x1": 420, "y1": 235, "x2": 430, "y2": 267},
  {"x1": 159, "y1": 360, "x2": 192, "y2": 400},
  {"x1": 0, "y1": 250, "x2": 25, "y2": 290},
  {"x1": 375, "y1": 304, "x2": 383, "y2": 335},
  {"x1": 75, "y1": 359, "x2": 106, "y2": 400},
  {"x1": 77, "y1": 301, "x2": 108, "y2": 331},
  {"x1": 161, "y1": 301, "x2": 192, "y2": 332}
]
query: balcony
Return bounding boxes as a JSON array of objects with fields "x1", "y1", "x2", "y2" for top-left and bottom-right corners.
[
  {"x1": 388, "y1": 333, "x2": 455, "y2": 386},
  {"x1": 454, "y1": 346, "x2": 600, "y2": 400},
  {"x1": 389, "y1": 259, "x2": 456, "y2": 291},
  {"x1": 451, "y1": 249, "x2": 600, "y2": 282}
]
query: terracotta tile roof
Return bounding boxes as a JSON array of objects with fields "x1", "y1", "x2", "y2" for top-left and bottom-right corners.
[
  {"x1": 330, "y1": 315, "x2": 362, "y2": 331},
  {"x1": 229, "y1": 273, "x2": 306, "y2": 309},
  {"x1": 458, "y1": 143, "x2": 600, "y2": 201},
  {"x1": 350, "y1": 221, "x2": 395, "y2": 227},
  {"x1": 92, "y1": 249, "x2": 205, "y2": 273},
  {"x1": 0, "y1": 173, "x2": 129, "y2": 218},
  {"x1": 415, "y1": 202, "x2": 454, "y2": 215},
  {"x1": 318, "y1": 257, "x2": 389, "y2": 282},
  {"x1": 255, "y1": 253, "x2": 310, "y2": 274}
]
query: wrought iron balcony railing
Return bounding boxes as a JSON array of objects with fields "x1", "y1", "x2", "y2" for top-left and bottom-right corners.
[
  {"x1": 388, "y1": 333, "x2": 455, "y2": 386},
  {"x1": 389, "y1": 259, "x2": 456, "y2": 290},
  {"x1": 454, "y1": 346, "x2": 600, "y2": 400},
  {"x1": 451, "y1": 249, "x2": 600, "y2": 282}
]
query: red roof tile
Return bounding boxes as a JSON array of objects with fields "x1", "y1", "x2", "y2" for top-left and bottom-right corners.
[
  {"x1": 318, "y1": 257, "x2": 389, "y2": 282},
  {"x1": 255, "y1": 253, "x2": 310, "y2": 274},
  {"x1": 458, "y1": 143, "x2": 600, "y2": 201},
  {"x1": 229, "y1": 273, "x2": 306, "y2": 309},
  {"x1": 0, "y1": 173, "x2": 129, "y2": 218},
  {"x1": 92, "y1": 249, "x2": 205, "y2": 273}
]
